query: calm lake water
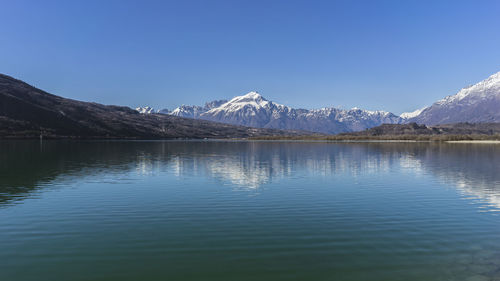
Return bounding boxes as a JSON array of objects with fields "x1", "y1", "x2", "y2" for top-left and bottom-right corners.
[{"x1": 1, "y1": 141, "x2": 500, "y2": 281}]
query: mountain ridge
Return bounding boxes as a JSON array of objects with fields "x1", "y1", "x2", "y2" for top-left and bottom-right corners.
[
  {"x1": 404, "y1": 71, "x2": 500, "y2": 124},
  {"x1": 151, "y1": 91, "x2": 403, "y2": 134},
  {"x1": 140, "y1": 70, "x2": 500, "y2": 133}
]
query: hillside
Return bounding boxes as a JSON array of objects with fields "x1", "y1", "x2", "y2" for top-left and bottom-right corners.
[{"x1": 0, "y1": 74, "x2": 302, "y2": 139}]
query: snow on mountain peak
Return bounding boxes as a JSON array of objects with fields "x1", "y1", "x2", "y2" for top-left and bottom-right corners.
[
  {"x1": 437, "y1": 71, "x2": 500, "y2": 105},
  {"x1": 243, "y1": 91, "x2": 263, "y2": 99},
  {"x1": 208, "y1": 91, "x2": 275, "y2": 114},
  {"x1": 170, "y1": 105, "x2": 204, "y2": 118},
  {"x1": 136, "y1": 70, "x2": 499, "y2": 131},
  {"x1": 228, "y1": 91, "x2": 267, "y2": 104},
  {"x1": 400, "y1": 107, "x2": 426, "y2": 119},
  {"x1": 407, "y1": 70, "x2": 500, "y2": 124},
  {"x1": 137, "y1": 90, "x2": 403, "y2": 134},
  {"x1": 136, "y1": 106, "x2": 155, "y2": 114},
  {"x1": 484, "y1": 70, "x2": 500, "y2": 83}
]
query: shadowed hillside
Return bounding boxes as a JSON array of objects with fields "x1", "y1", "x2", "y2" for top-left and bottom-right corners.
[{"x1": 0, "y1": 74, "x2": 303, "y2": 139}]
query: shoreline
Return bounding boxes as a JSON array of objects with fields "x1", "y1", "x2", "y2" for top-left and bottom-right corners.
[
  {"x1": 445, "y1": 140, "x2": 500, "y2": 144},
  {"x1": 2, "y1": 138, "x2": 500, "y2": 144}
]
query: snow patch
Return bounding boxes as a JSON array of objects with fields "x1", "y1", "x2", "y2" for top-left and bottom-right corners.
[
  {"x1": 136, "y1": 106, "x2": 155, "y2": 114},
  {"x1": 400, "y1": 107, "x2": 426, "y2": 119}
]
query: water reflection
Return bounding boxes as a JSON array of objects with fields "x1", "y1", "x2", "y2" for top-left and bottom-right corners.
[
  {"x1": 1, "y1": 141, "x2": 499, "y2": 209},
  {"x1": 2, "y1": 141, "x2": 500, "y2": 281}
]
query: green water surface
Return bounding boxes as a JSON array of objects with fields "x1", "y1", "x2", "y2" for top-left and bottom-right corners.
[{"x1": 1, "y1": 141, "x2": 499, "y2": 281}]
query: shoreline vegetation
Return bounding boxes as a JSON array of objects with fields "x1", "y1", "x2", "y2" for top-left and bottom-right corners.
[
  {"x1": 250, "y1": 123, "x2": 500, "y2": 142},
  {"x1": 2, "y1": 123, "x2": 500, "y2": 142},
  {"x1": 1, "y1": 130, "x2": 500, "y2": 142},
  {"x1": 248, "y1": 135, "x2": 500, "y2": 142}
]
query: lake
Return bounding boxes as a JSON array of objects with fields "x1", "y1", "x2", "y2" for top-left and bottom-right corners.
[{"x1": 1, "y1": 141, "x2": 499, "y2": 281}]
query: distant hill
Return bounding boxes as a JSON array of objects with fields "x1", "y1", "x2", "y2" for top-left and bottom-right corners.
[
  {"x1": 252, "y1": 123, "x2": 500, "y2": 141},
  {"x1": 343, "y1": 123, "x2": 500, "y2": 137},
  {"x1": 0, "y1": 74, "x2": 302, "y2": 139},
  {"x1": 403, "y1": 71, "x2": 500, "y2": 124}
]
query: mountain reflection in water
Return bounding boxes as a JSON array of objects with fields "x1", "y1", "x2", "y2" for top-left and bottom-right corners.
[{"x1": 1, "y1": 140, "x2": 499, "y2": 210}]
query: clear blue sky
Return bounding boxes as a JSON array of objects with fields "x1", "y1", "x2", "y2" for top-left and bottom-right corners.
[{"x1": 1, "y1": 0, "x2": 499, "y2": 114}]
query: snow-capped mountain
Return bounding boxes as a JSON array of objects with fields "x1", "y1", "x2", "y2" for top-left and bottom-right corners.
[
  {"x1": 135, "y1": 106, "x2": 155, "y2": 114},
  {"x1": 163, "y1": 91, "x2": 401, "y2": 134},
  {"x1": 136, "y1": 106, "x2": 169, "y2": 114},
  {"x1": 137, "y1": 92, "x2": 401, "y2": 134},
  {"x1": 170, "y1": 105, "x2": 205, "y2": 118},
  {"x1": 168, "y1": 100, "x2": 227, "y2": 119},
  {"x1": 405, "y1": 71, "x2": 500, "y2": 125},
  {"x1": 201, "y1": 92, "x2": 291, "y2": 128},
  {"x1": 140, "y1": 68, "x2": 500, "y2": 131}
]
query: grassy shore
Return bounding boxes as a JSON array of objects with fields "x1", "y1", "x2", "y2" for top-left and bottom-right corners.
[{"x1": 249, "y1": 134, "x2": 500, "y2": 142}]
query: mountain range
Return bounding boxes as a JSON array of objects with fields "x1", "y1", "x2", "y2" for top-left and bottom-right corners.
[
  {"x1": 138, "y1": 92, "x2": 403, "y2": 134},
  {"x1": 1, "y1": 69, "x2": 498, "y2": 139},
  {"x1": 138, "y1": 71, "x2": 500, "y2": 134},
  {"x1": 0, "y1": 74, "x2": 303, "y2": 139}
]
